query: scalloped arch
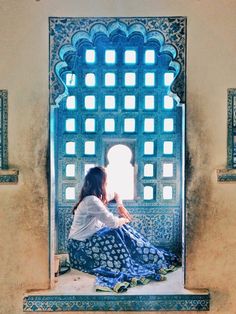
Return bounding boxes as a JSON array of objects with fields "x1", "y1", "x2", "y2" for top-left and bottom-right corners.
[{"x1": 54, "y1": 21, "x2": 181, "y2": 106}]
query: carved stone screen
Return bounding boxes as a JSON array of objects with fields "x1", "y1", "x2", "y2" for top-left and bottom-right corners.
[{"x1": 49, "y1": 17, "x2": 186, "y2": 253}]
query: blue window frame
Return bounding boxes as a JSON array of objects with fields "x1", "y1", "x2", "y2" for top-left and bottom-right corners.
[{"x1": 50, "y1": 17, "x2": 186, "y2": 256}]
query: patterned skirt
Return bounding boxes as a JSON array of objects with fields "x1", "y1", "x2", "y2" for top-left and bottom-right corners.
[{"x1": 67, "y1": 224, "x2": 180, "y2": 292}]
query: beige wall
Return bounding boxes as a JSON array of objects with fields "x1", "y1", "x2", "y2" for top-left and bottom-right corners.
[{"x1": 0, "y1": 0, "x2": 236, "y2": 313}]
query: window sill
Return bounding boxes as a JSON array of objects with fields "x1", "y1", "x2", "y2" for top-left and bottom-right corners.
[
  {"x1": 0, "y1": 169, "x2": 19, "y2": 184},
  {"x1": 23, "y1": 269, "x2": 210, "y2": 312},
  {"x1": 217, "y1": 168, "x2": 236, "y2": 182}
]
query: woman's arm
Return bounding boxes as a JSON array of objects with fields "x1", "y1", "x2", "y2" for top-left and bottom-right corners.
[
  {"x1": 88, "y1": 196, "x2": 129, "y2": 228},
  {"x1": 113, "y1": 192, "x2": 133, "y2": 222}
]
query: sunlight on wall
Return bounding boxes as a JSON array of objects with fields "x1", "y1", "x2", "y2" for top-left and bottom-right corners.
[{"x1": 106, "y1": 144, "x2": 134, "y2": 200}]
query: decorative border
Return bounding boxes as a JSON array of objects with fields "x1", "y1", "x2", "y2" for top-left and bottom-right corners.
[
  {"x1": 227, "y1": 88, "x2": 236, "y2": 169},
  {"x1": 0, "y1": 90, "x2": 8, "y2": 169},
  {"x1": 0, "y1": 90, "x2": 19, "y2": 184},
  {"x1": 49, "y1": 16, "x2": 186, "y2": 106},
  {"x1": 23, "y1": 293, "x2": 210, "y2": 312}
]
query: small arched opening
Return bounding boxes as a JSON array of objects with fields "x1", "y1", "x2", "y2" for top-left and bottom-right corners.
[{"x1": 106, "y1": 144, "x2": 134, "y2": 200}]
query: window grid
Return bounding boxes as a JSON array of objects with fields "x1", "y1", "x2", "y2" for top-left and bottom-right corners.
[{"x1": 59, "y1": 37, "x2": 180, "y2": 205}]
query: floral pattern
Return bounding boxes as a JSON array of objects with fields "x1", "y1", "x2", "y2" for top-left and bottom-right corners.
[{"x1": 68, "y1": 224, "x2": 179, "y2": 292}]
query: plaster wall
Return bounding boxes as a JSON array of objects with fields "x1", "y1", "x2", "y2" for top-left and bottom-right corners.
[{"x1": 0, "y1": 0, "x2": 236, "y2": 313}]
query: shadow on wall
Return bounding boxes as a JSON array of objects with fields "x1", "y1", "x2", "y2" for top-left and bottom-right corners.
[{"x1": 185, "y1": 95, "x2": 214, "y2": 245}]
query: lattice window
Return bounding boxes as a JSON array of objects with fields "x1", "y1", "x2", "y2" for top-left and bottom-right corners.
[
  {"x1": 60, "y1": 48, "x2": 179, "y2": 197},
  {"x1": 50, "y1": 17, "x2": 185, "y2": 253}
]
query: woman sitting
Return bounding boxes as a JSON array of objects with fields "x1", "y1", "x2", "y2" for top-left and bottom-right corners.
[{"x1": 68, "y1": 166, "x2": 180, "y2": 292}]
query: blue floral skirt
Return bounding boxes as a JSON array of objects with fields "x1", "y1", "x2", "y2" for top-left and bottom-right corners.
[{"x1": 67, "y1": 224, "x2": 180, "y2": 292}]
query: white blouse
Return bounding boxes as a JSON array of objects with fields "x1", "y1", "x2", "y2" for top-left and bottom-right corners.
[{"x1": 68, "y1": 195, "x2": 126, "y2": 241}]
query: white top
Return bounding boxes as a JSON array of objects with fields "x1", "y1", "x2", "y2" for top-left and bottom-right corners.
[{"x1": 68, "y1": 195, "x2": 126, "y2": 241}]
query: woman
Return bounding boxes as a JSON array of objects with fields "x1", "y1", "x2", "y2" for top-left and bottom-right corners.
[{"x1": 68, "y1": 166, "x2": 180, "y2": 292}]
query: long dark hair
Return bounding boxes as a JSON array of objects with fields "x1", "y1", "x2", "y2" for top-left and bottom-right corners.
[{"x1": 72, "y1": 166, "x2": 108, "y2": 215}]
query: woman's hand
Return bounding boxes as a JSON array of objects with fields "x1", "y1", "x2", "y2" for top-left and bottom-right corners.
[
  {"x1": 119, "y1": 217, "x2": 130, "y2": 226},
  {"x1": 118, "y1": 205, "x2": 132, "y2": 222},
  {"x1": 113, "y1": 192, "x2": 132, "y2": 222}
]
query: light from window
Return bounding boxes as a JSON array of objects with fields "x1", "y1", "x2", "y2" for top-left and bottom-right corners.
[
  {"x1": 66, "y1": 73, "x2": 76, "y2": 86},
  {"x1": 84, "y1": 95, "x2": 95, "y2": 110},
  {"x1": 164, "y1": 118, "x2": 174, "y2": 132},
  {"x1": 145, "y1": 72, "x2": 155, "y2": 86},
  {"x1": 105, "y1": 73, "x2": 116, "y2": 86},
  {"x1": 65, "y1": 187, "x2": 75, "y2": 200},
  {"x1": 104, "y1": 118, "x2": 115, "y2": 132},
  {"x1": 65, "y1": 118, "x2": 75, "y2": 132},
  {"x1": 105, "y1": 95, "x2": 116, "y2": 109},
  {"x1": 144, "y1": 95, "x2": 155, "y2": 110},
  {"x1": 125, "y1": 72, "x2": 136, "y2": 86},
  {"x1": 85, "y1": 73, "x2": 96, "y2": 87},
  {"x1": 66, "y1": 164, "x2": 75, "y2": 177},
  {"x1": 124, "y1": 118, "x2": 135, "y2": 132},
  {"x1": 144, "y1": 118, "x2": 155, "y2": 132},
  {"x1": 164, "y1": 72, "x2": 174, "y2": 86},
  {"x1": 144, "y1": 141, "x2": 154, "y2": 155},
  {"x1": 85, "y1": 49, "x2": 96, "y2": 63},
  {"x1": 144, "y1": 49, "x2": 155, "y2": 64},
  {"x1": 106, "y1": 144, "x2": 134, "y2": 200},
  {"x1": 163, "y1": 186, "x2": 173, "y2": 200},
  {"x1": 163, "y1": 163, "x2": 173, "y2": 177},
  {"x1": 164, "y1": 95, "x2": 174, "y2": 109},
  {"x1": 144, "y1": 186, "x2": 153, "y2": 200},
  {"x1": 85, "y1": 118, "x2": 95, "y2": 132},
  {"x1": 66, "y1": 142, "x2": 75, "y2": 155},
  {"x1": 163, "y1": 141, "x2": 173, "y2": 155},
  {"x1": 84, "y1": 141, "x2": 95, "y2": 155},
  {"x1": 66, "y1": 96, "x2": 76, "y2": 110},
  {"x1": 144, "y1": 163, "x2": 154, "y2": 177},
  {"x1": 124, "y1": 95, "x2": 136, "y2": 110},
  {"x1": 105, "y1": 49, "x2": 116, "y2": 64},
  {"x1": 125, "y1": 50, "x2": 136, "y2": 64}
]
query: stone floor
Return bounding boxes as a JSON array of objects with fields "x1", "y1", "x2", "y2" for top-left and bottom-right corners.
[
  {"x1": 24, "y1": 267, "x2": 210, "y2": 312},
  {"x1": 42, "y1": 267, "x2": 200, "y2": 295}
]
